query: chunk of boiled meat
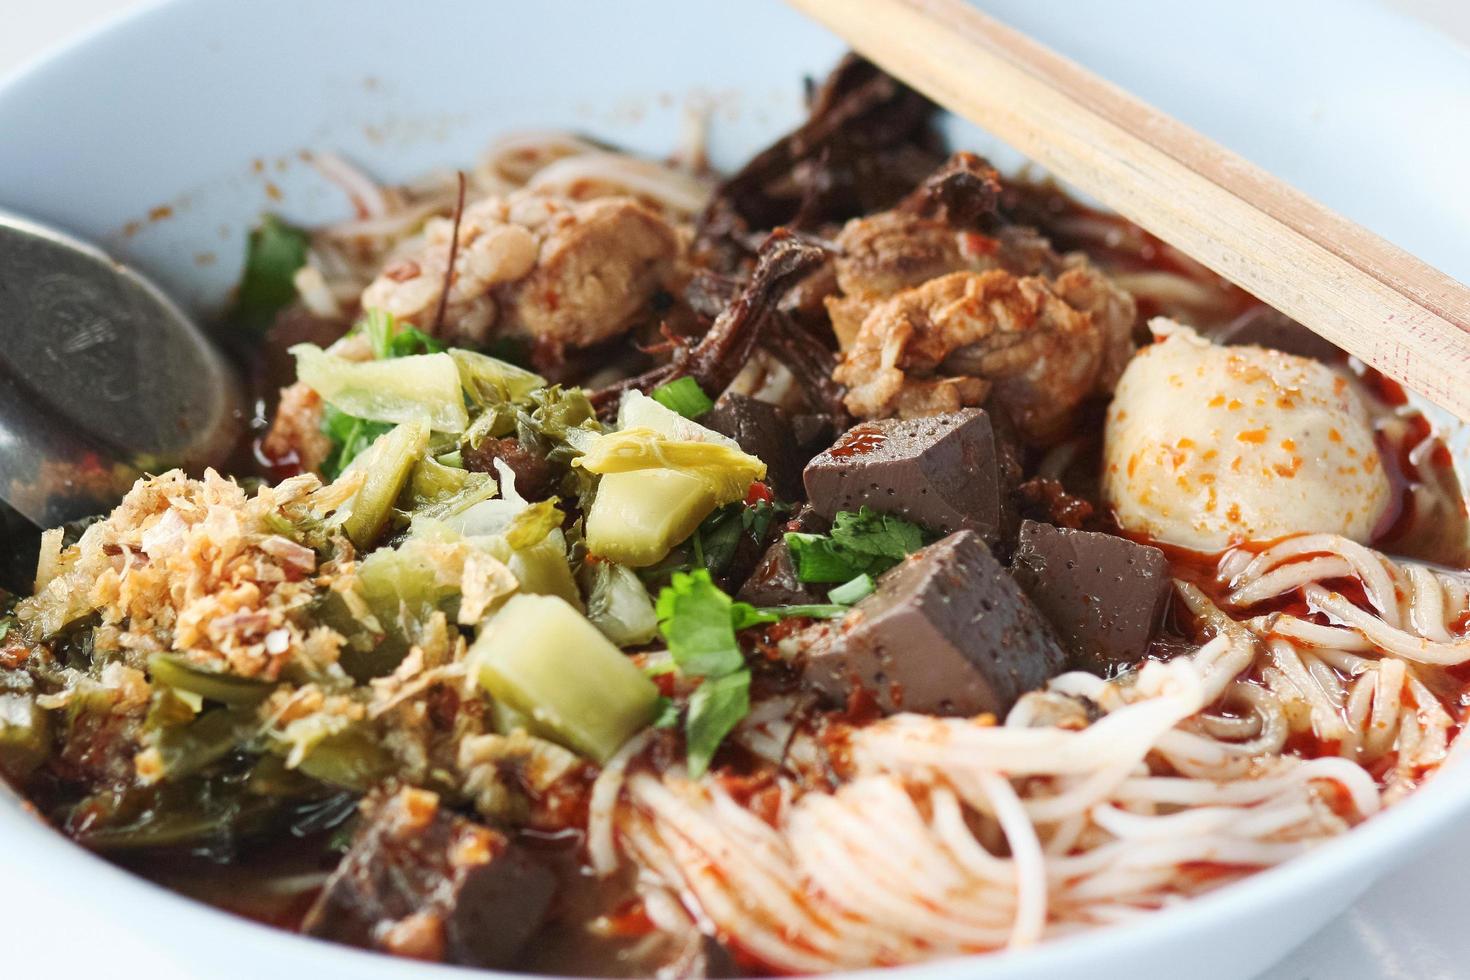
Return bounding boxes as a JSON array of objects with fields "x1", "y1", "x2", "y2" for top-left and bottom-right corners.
[
  {"x1": 802, "y1": 408, "x2": 1017, "y2": 544},
  {"x1": 1009, "y1": 520, "x2": 1173, "y2": 675},
  {"x1": 702, "y1": 392, "x2": 804, "y2": 502},
  {"x1": 801, "y1": 530, "x2": 1065, "y2": 716},
  {"x1": 302, "y1": 787, "x2": 555, "y2": 968},
  {"x1": 736, "y1": 505, "x2": 830, "y2": 607}
]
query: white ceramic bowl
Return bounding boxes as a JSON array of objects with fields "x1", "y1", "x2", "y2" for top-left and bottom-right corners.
[{"x1": 3, "y1": 2, "x2": 1469, "y2": 978}]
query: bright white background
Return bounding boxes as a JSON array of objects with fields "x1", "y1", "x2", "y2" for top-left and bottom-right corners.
[{"x1": 3, "y1": 2, "x2": 1469, "y2": 979}]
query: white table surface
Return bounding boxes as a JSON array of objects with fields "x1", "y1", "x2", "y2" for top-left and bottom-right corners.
[{"x1": 5, "y1": 3, "x2": 1470, "y2": 979}]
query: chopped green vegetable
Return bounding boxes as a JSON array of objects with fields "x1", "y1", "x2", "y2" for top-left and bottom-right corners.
[
  {"x1": 579, "y1": 423, "x2": 766, "y2": 567},
  {"x1": 292, "y1": 343, "x2": 470, "y2": 434},
  {"x1": 586, "y1": 470, "x2": 719, "y2": 567},
  {"x1": 753, "y1": 603, "x2": 848, "y2": 620},
  {"x1": 577, "y1": 427, "x2": 764, "y2": 503},
  {"x1": 320, "y1": 406, "x2": 392, "y2": 480},
  {"x1": 828, "y1": 573, "x2": 876, "y2": 606},
  {"x1": 651, "y1": 696, "x2": 681, "y2": 729},
  {"x1": 0, "y1": 692, "x2": 49, "y2": 780},
  {"x1": 785, "y1": 507, "x2": 927, "y2": 583},
  {"x1": 656, "y1": 569, "x2": 747, "y2": 677},
  {"x1": 406, "y1": 455, "x2": 497, "y2": 521},
  {"x1": 784, "y1": 532, "x2": 866, "y2": 583},
  {"x1": 650, "y1": 377, "x2": 715, "y2": 420},
  {"x1": 362, "y1": 308, "x2": 444, "y2": 359},
  {"x1": 453, "y1": 349, "x2": 547, "y2": 407},
  {"x1": 150, "y1": 707, "x2": 258, "y2": 782},
  {"x1": 294, "y1": 728, "x2": 393, "y2": 791},
  {"x1": 616, "y1": 389, "x2": 737, "y2": 446},
  {"x1": 149, "y1": 654, "x2": 272, "y2": 706},
  {"x1": 499, "y1": 530, "x2": 582, "y2": 609},
  {"x1": 581, "y1": 560, "x2": 659, "y2": 646},
  {"x1": 654, "y1": 569, "x2": 766, "y2": 776},
  {"x1": 504, "y1": 499, "x2": 564, "y2": 550},
  {"x1": 338, "y1": 420, "x2": 430, "y2": 549},
  {"x1": 831, "y1": 508, "x2": 926, "y2": 561},
  {"x1": 474, "y1": 593, "x2": 659, "y2": 762},
  {"x1": 685, "y1": 670, "x2": 749, "y2": 778},
  {"x1": 232, "y1": 214, "x2": 308, "y2": 334}
]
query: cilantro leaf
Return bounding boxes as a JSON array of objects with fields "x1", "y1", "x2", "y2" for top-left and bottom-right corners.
[
  {"x1": 651, "y1": 696, "x2": 681, "y2": 729},
  {"x1": 785, "y1": 532, "x2": 868, "y2": 583},
  {"x1": 655, "y1": 569, "x2": 773, "y2": 777},
  {"x1": 685, "y1": 670, "x2": 750, "y2": 778},
  {"x1": 829, "y1": 507, "x2": 926, "y2": 560},
  {"x1": 363, "y1": 307, "x2": 445, "y2": 359},
  {"x1": 315, "y1": 309, "x2": 445, "y2": 477},
  {"x1": 650, "y1": 377, "x2": 714, "y2": 419},
  {"x1": 785, "y1": 508, "x2": 927, "y2": 583},
  {"x1": 655, "y1": 569, "x2": 746, "y2": 677},
  {"x1": 320, "y1": 406, "x2": 391, "y2": 480},
  {"x1": 232, "y1": 214, "x2": 309, "y2": 334}
]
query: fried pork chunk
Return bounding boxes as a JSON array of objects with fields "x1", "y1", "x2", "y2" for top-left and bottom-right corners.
[
  {"x1": 834, "y1": 262, "x2": 1135, "y2": 443},
  {"x1": 361, "y1": 192, "x2": 680, "y2": 351},
  {"x1": 821, "y1": 150, "x2": 1137, "y2": 442}
]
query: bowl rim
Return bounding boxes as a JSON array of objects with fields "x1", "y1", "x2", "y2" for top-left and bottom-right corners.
[{"x1": 3, "y1": 0, "x2": 1470, "y2": 977}]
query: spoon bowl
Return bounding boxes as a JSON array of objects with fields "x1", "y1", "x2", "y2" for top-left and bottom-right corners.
[{"x1": 0, "y1": 210, "x2": 244, "y2": 529}]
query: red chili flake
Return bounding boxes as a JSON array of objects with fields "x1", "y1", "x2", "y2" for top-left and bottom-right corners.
[{"x1": 744, "y1": 482, "x2": 774, "y2": 505}]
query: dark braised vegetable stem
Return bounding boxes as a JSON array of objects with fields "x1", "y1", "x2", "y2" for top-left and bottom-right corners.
[
  {"x1": 694, "y1": 54, "x2": 941, "y2": 270},
  {"x1": 590, "y1": 231, "x2": 827, "y2": 414},
  {"x1": 897, "y1": 151, "x2": 1004, "y2": 229},
  {"x1": 761, "y1": 311, "x2": 851, "y2": 422}
]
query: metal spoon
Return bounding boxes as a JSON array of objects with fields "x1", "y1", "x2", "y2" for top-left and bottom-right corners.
[{"x1": 0, "y1": 210, "x2": 245, "y2": 531}]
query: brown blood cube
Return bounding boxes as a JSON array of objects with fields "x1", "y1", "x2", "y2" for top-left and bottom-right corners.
[
  {"x1": 702, "y1": 392, "x2": 804, "y2": 502},
  {"x1": 801, "y1": 529, "x2": 1065, "y2": 716},
  {"x1": 802, "y1": 409, "x2": 1015, "y2": 544},
  {"x1": 1009, "y1": 519, "x2": 1172, "y2": 674},
  {"x1": 302, "y1": 787, "x2": 555, "y2": 969},
  {"x1": 736, "y1": 506, "x2": 831, "y2": 607}
]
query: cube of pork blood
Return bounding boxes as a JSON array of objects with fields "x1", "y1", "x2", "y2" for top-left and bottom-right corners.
[
  {"x1": 801, "y1": 530, "x2": 1066, "y2": 716},
  {"x1": 1009, "y1": 519, "x2": 1173, "y2": 675},
  {"x1": 802, "y1": 409, "x2": 1017, "y2": 544},
  {"x1": 302, "y1": 787, "x2": 555, "y2": 968},
  {"x1": 702, "y1": 392, "x2": 805, "y2": 502},
  {"x1": 737, "y1": 504, "x2": 830, "y2": 607}
]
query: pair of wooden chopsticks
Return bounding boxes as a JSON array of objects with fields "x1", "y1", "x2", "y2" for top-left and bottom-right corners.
[{"x1": 789, "y1": 0, "x2": 1470, "y2": 418}]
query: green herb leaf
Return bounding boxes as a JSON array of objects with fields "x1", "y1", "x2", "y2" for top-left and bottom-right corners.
[
  {"x1": 828, "y1": 573, "x2": 876, "y2": 605},
  {"x1": 363, "y1": 308, "x2": 445, "y2": 359},
  {"x1": 829, "y1": 507, "x2": 925, "y2": 561},
  {"x1": 651, "y1": 696, "x2": 681, "y2": 729},
  {"x1": 754, "y1": 603, "x2": 849, "y2": 620},
  {"x1": 685, "y1": 670, "x2": 749, "y2": 778},
  {"x1": 320, "y1": 406, "x2": 392, "y2": 480},
  {"x1": 655, "y1": 569, "x2": 746, "y2": 677},
  {"x1": 785, "y1": 532, "x2": 867, "y2": 583},
  {"x1": 233, "y1": 215, "x2": 309, "y2": 334},
  {"x1": 785, "y1": 508, "x2": 927, "y2": 583},
  {"x1": 729, "y1": 602, "x2": 780, "y2": 630},
  {"x1": 650, "y1": 377, "x2": 715, "y2": 420}
]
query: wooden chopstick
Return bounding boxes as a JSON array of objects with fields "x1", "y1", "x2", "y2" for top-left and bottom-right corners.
[{"x1": 787, "y1": 0, "x2": 1470, "y2": 418}]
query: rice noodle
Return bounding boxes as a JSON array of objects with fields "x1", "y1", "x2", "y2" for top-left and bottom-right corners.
[{"x1": 606, "y1": 643, "x2": 1378, "y2": 973}]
